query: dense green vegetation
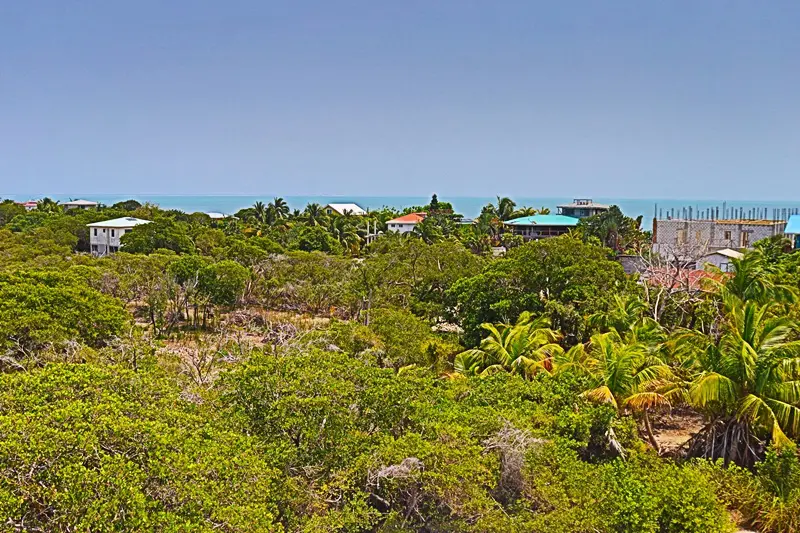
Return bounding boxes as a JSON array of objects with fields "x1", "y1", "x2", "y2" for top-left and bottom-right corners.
[{"x1": 1, "y1": 196, "x2": 799, "y2": 532}]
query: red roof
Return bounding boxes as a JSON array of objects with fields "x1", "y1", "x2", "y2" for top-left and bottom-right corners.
[
  {"x1": 387, "y1": 212, "x2": 426, "y2": 224},
  {"x1": 645, "y1": 268, "x2": 727, "y2": 291}
]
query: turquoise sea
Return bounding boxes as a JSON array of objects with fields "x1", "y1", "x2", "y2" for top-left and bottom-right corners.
[{"x1": 6, "y1": 194, "x2": 800, "y2": 231}]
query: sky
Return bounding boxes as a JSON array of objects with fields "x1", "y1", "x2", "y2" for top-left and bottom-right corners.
[{"x1": 1, "y1": 1, "x2": 799, "y2": 199}]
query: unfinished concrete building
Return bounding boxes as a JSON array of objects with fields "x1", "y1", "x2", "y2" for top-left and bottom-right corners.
[{"x1": 652, "y1": 218, "x2": 786, "y2": 258}]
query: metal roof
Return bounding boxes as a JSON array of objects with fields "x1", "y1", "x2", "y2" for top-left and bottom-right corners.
[
  {"x1": 504, "y1": 215, "x2": 580, "y2": 227},
  {"x1": 785, "y1": 215, "x2": 800, "y2": 234},
  {"x1": 325, "y1": 203, "x2": 367, "y2": 215},
  {"x1": 63, "y1": 199, "x2": 98, "y2": 206},
  {"x1": 707, "y1": 248, "x2": 744, "y2": 260},
  {"x1": 87, "y1": 217, "x2": 151, "y2": 228}
]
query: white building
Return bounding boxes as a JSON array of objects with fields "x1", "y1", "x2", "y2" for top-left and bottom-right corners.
[
  {"x1": 324, "y1": 203, "x2": 367, "y2": 216},
  {"x1": 697, "y1": 248, "x2": 743, "y2": 273},
  {"x1": 63, "y1": 199, "x2": 99, "y2": 210},
  {"x1": 386, "y1": 212, "x2": 426, "y2": 234},
  {"x1": 88, "y1": 217, "x2": 150, "y2": 256}
]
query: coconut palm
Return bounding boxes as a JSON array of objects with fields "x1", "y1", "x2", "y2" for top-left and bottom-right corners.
[
  {"x1": 710, "y1": 251, "x2": 797, "y2": 306},
  {"x1": 578, "y1": 331, "x2": 674, "y2": 451},
  {"x1": 496, "y1": 196, "x2": 517, "y2": 221},
  {"x1": 328, "y1": 216, "x2": 360, "y2": 250},
  {"x1": 587, "y1": 295, "x2": 666, "y2": 349},
  {"x1": 412, "y1": 218, "x2": 444, "y2": 244},
  {"x1": 303, "y1": 203, "x2": 327, "y2": 226},
  {"x1": 511, "y1": 206, "x2": 538, "y2": 218},
  {"x1": 676, "y1": 301, "x2": 800, "y2": 465},
  {"x1": 269, "y1": 197, "x2": 290, "y2": 220},
  {"x1": 454, "y1": 313, "x2": 563, "y2": 378},
  {"x1": 36, "y1": 197, "x2": 61, "y2": 214},
  {"x1": 252, "y1": 201, "x2": 268, "y2": 224}
]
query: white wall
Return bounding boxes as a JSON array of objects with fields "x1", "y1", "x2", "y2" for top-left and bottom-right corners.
[
  {"x1": 89, "y1": 226, "x2": 132, "y2": 255},
  {"x1": 387, "y1": 222, "x2": 417, "y2": 234},
  {"x1": 698, "y1": 253, "x2": 735, "y2": 272}
]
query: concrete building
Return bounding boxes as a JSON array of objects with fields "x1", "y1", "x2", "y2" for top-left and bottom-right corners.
[
  {"x1": 63, "y1": 199, "x2": 98, "y2": 210},
  {"x1": 324, "y1": 203, "x2": 367, "y2": 216},
  {"x1": 18, "y1": 200, "x2": 38, "y2": 211},
  {"x1": 88, "y1": 217, "x2": 151, "y2": 256},
  {"x1": 556, "y1": 199, "x2": 610, "y2": 219},
  {"x1": 504, "y1": 214, "x2": 579, "y2": 240},
  {"x1": 386, "y1": 212, "x2": 426, "y2": 234},
  {"x1": 653, "y1": 218, "x2": 786, "y2": 256},
  {"x1": 785, "y1": 215, "x2": 800, "y2": 249}
]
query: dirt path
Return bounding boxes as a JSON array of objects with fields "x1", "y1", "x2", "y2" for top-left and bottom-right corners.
[{"x1": 651, "y1": 410, "x2": 705, "y2": 455}]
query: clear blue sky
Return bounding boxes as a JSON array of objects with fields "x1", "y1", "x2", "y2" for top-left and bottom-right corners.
[{"x1": 2, "y1": 1, "x2": 799, "y2": 199}]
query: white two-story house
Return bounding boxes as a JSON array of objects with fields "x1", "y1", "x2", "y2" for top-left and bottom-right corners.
[
  {"x1": 88, "y1": 217, "x2": 150, "y2": 256},
  {"x1": 385, "y1": 212, "x2": 426, "y2": 234}
]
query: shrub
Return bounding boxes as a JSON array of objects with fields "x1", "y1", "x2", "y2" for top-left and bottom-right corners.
[
  {"x1": 0, "y1": 363, "x2": 287, "y2": 532},
  {"x1": 0, "y1": 270, "x2": 129, "y2": 355}
]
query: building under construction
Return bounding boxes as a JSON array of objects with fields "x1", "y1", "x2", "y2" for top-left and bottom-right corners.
[{"x1": 652, "y1": 202, "x2": 797, "y2": 256}]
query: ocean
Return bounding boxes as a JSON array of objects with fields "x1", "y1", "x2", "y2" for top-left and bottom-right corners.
[{"x1": 6, "y1": 194, "x2": 800, "y2": 231}]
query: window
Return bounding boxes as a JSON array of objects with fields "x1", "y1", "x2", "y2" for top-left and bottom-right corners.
[
  {"x1": 741, "y1": 231, "x2": 750, "y2": 248},
  {"x1": 102, "y1": 228, "x2": 106, "y2": 233},
  {"x1": 91, "y1": 244, "x2": 98, "y2": 252},
  {"x1": 111, "y1": 229, "x2": 115, "y2": 237},
  {"x1": 110, "y1": 246, "x2": 119, "y2": 253},
  {"x1": 724, "y1": 230, "x2": 731, "y2": 240},
  {"x1": 719, "y1": 262, "x2": 730, "y2": 273},
  {"x1": 93, "y1": 228, "x2": 97, "y2": 236}
]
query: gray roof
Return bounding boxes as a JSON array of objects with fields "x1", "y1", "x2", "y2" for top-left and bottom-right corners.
[
  {"x1": 87, "y1": 217, "x2": 151, "y2": 228},
  {"x1": 64, "y1": 199, "x2": 98, "y2": 206},
  {"x1": 557, "y1": 200, "x2": 610, "y2": 209}
]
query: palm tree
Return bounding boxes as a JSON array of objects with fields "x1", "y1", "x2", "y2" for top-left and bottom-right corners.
[
  {"x1": 328, "y1": 216, "x2": 360, "y2": 251},
  {"x1": 587, "y1": 295, "x2": 666, "y2": 349},
  {"x1": 252, "y1": 201, "x2": 268, "y2": 224},
  {"x1": 36, "y1": 197, "x2": 60, "y2": 214},
  {"x1": 578, "y1": 331, "x2": 673, "y2": 451},
  {"x1": 496, "y1": 196, "x2": 517, "y2": 221},
  {"x1": 411, "y1": 218, "x2": 444, "y2": 244},
  {"x1": 711, "y1": 251, "x2": 796, "y2": 306},
  {"x1": 269, "y1": 197, "x2": 290, "y2": 220},
  {"x1": 676, "y1": 301, "x2": 800, "y2": 466},
  {"x1": 512, "y1": 206, "x2": 538, "y2": 218},
  {"x1": 303, "y1": 203, "x2": 326, "y2": 226},
  {"x1": 454, "y1": 313, "x2": 563, "y2": 378}
]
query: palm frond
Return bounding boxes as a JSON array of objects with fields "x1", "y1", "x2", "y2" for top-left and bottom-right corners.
[
  {"x1": 582, "y1": 385, "x2": 618, "y2": 408},
  {"x1": 689, "y1": 372, "x2": 737, "y2": 408}
]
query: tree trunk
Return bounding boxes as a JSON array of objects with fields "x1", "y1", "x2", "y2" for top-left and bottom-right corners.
[{"x1": 642, "y1": 410, "x2": 660, "y2": 453}]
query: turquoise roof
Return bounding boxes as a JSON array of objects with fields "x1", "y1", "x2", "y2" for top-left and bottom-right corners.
[
  {"x1": 785, "y1": 215, "x2": 800, "y2": 234},
  {"x1": 504, "y1": 214, "x2": 580, "y2": 227}
]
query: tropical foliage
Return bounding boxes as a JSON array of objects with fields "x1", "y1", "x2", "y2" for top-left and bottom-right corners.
[{"x1": 2, "y1": 194, "x2": 800, "y2": 531}]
